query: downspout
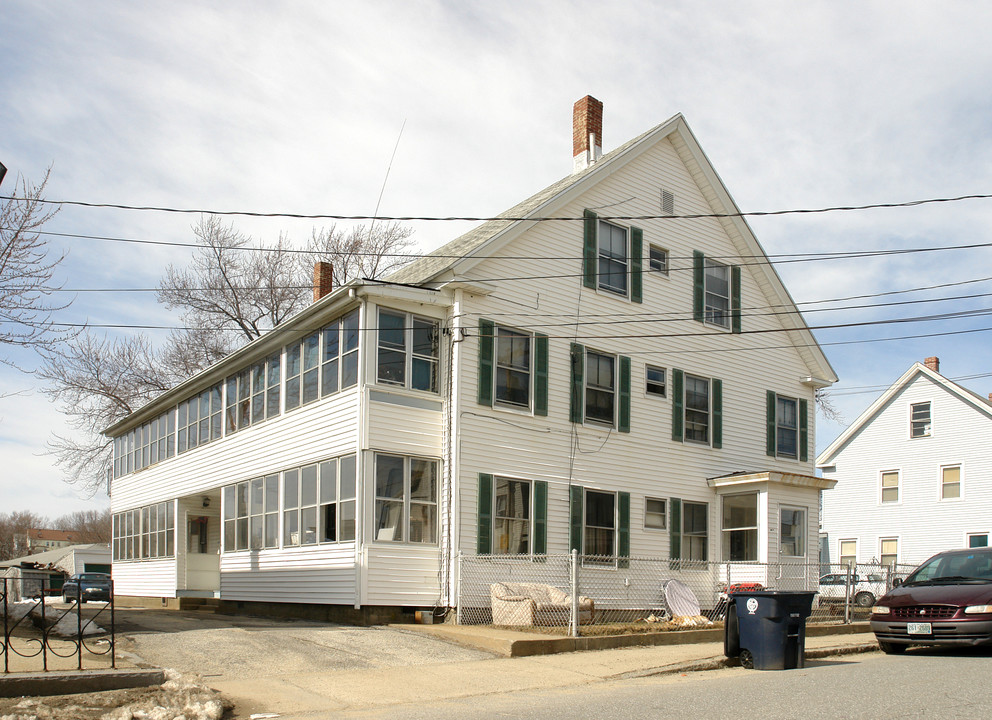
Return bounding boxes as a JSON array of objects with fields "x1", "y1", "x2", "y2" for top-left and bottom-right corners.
[
  {"x1": 443, "y1": 289, "x2": 467, "y2": 609},
  {"x1": 353, "y1": 289, "x2": 367, "y2": 610}
]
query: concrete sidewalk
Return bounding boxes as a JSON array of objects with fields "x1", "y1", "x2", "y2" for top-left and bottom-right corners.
[{"x1": 210, "y1": 625, "x2": 879, "y2": 718}]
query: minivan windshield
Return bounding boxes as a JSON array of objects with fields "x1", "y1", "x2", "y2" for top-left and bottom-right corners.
[{"x1": 905, "y1": 550, "x2": 992, "y2": 585}]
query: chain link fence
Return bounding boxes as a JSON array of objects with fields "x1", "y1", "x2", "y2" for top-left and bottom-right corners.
[{"x1": 457, "y1": 553, "x2": 917, "y2": 636}]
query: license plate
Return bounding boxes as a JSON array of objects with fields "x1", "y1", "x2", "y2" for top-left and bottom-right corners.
[{"x1": 907, "y1": 622, "x2": 932, "y2": 635}]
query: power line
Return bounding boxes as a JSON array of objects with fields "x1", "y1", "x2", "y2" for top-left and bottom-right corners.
[{"x1": 4, "y1": 191, "x2": 992, "y2": 221}]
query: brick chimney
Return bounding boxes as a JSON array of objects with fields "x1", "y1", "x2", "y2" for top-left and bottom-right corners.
[
  {"x1": 572, "y1": 95, "x2": 603, "y2": 173},
  {"x1": 924, "y1": 356, "x2": 940, "y2": 373},
  {"x1": 313, "y1": 261, "x2": 334, "y2": 302}
]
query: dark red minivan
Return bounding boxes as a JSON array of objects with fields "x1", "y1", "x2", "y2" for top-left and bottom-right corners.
[{"x1": 871, "y1": 548, "x2": 992, "y2": 654}]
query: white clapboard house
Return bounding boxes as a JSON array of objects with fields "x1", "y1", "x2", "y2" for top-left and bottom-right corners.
[
  {"x1": 106, "y1": 97, "x2": 837, "y2": 618},
  {"x1": 818, "y1": 357, "x2": 992, "y2": 567}
]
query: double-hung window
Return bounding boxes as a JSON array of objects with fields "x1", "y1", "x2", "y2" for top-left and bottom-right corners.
[
  {"x1": 839, "y1": 539, "x2": 857, "y2": 568},
  {"x1": 645, "y1": 498, "x2": 667, "y2": 530},
  {"x1": 373, "y1": 453, "x2": 438, "y2": 543},
  {"x1": 285, "y1": 332, "x2": 320, "y2": 410},
  {"x1": 584, "y1": 490, "x2": 616, "y2": 557},
  {"x1": 377, "y1": 309, "x2": 439, "y2": 392},
  {"x1": 880, "y1": 470, "x2": 900, "y2": 503},
  {"x1": 568, "y1": 486, "x2": 630, "y2": 564},
  {"x1": 317, "y1": 454, "x2": 357, "y2": 543},
  {"x1": 225, "y1": 352, "x2": 281, "y2": 433},
  {"x1": 672, "y1": 370, "x2": 722, "y2": 447},
  {"x1": 645, "y1": 365, "x2": 666, "y2": 397},
  {"x1": 682, "y1": 501, "x2": 708, "y2": 561},
  {"x1": 495, "y1": 327, "x2": 531, "y2": 408},
  {"x1": 223, "y1": 475, "x2": 278, "y2": 551},
  {"x1": 880, "y1": 538, "x2": 898, "y2": 567},
  {"x1": 765, "y1": 392, "x2": 807, "y2": 461},
  {"x1": 494, "y1": 477, "x2": 531, "y2": 554},
  {"x1": 569, "y1": 343, "x2": 632, "y2": 431},
  {"x1": 582, "y1": 209, "x2": 643, "y2": 303},
  {"x1": 598, "y1": 221, "x2": 628, "y2": 296},
  {"x1": 722, "y1": 493, "x2": 758, "y2": 562},
  {"x1": 692, "y1": 251, "x2": 741, "y2": 332},
  {"x1": 941, "y1": 465, "x2": 961, "y2": 500},
  {"x1": 283, "y1": 464, "x2": 319, "y2": 546},
  {"x1": 320, "y1": 309, "x2": 360, "y2": 395},
  {"x1": 911, "y1": 402, "x2": 931, "y2": 438},
  {"x1": 649, "y1": 245, "x2": 669, "y2": 274},
  {"x1": 178, "y1": 383, "x2": 222, "y2": 453}
]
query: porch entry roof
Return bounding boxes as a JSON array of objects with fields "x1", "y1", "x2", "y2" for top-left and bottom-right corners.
[{"x1": 705, "y1": 470, "x2": 836, "y2": 491}]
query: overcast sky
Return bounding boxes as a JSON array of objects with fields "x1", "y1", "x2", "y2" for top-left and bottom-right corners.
[{"x1": 2, "y1": 1, "x2": 991, "y2": 517}]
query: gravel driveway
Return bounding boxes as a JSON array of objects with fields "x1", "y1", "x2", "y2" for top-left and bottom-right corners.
[{"x1": 115, "y1": 608, "x2": 494, "y2": 680}]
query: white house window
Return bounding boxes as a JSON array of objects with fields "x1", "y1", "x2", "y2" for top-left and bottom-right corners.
[
  {"x1": 722, "y1": 493, "x2": 758, "y2": 562},
  {"x1": 321, "y1": 309, "x2": 360, "y2": 395},
  {"x1": 775, "y1": 395, "x2": 798, "y2": 459},
  {"x1": 649, "y1": 245, "x2": 669, "y2": 274},
  {"x1": 880, "y1": 470, "x2": 900, "y2": 503},
  {"x1": 494, "y1": 477, "x2": 530, "y2": 553},
  {"x1": 968, "y1": 533, "x2": 989, "y2": 548},
  {"x1": 178, "y1": 383, "x2": 222, "y2": 453},
  {"x1": 880, "y1": 537, "x2": 898, "y2": 567},
  {"x1": 839, "y1": 539, "x2": 857, "y2": 568},
  {"x1": 598, "y1": 220, "x2": 628, "y2": 295},
  {"x1": 780, "y1": 507, "x2": 806, "y2": 557},
  {"x1": 113, "y1": 502, "x2": 174, "y2": 561},
  {"x1": 585, "y1": 350, "x2": 616, "y2": 425},
  {"x1": 910, "y1": 401, "x2": 931, "y2": 438},
  {"x1": 373, "y1": 453, "x2": 438, "y2": 543},
  {"x1": 377, "y1": 310, "x2": 439, "y2": 392},
  {"x1": 225, "y1": 352, "x2": 281, "y2": 433},
  {"x1": 318, "y1": 454, "x2": 357, "y2": 543},
  {"x1": 645, "y1": 497, "x2": 667, "y2": 530},
  {"x1": 495, "y1": 327, "x2": 531, "y2": 408},
  {"x1": 704, "y1": 259, "x2": 731, "y2": 328},
  {"x1": 941, "y1": 465, "x2": 961, "y2": 500},
  {"x1": 283, "y1": 464, "x2": 319, "y2": 547},
  {"x1": 584, "y1": 490, "x2": 616, "y2": 557},
  {"x1": 684, "y1": 374, "x2": 710, "y2": 443},
  {"x1": 223, "y1": 475, "x2": 278, "y2": 552},
  {"x1": 285, "y1": 332, "x2": 320, "y2": 410},
  {"x1": 645, "y1": 365, "x2": 666, "y2": 397},
  {"x1": 682, "y1": 501, "x2": 708, "y2": 561}
]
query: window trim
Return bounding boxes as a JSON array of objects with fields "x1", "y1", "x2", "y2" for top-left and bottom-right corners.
[
  {"x1": 648, "y1": 244, "x2": 669, "y2": 275},
  {"x1": 372, "y1": 452, "x2": 439, "y2": 545},
  {"x1": 597, "y1": 220, "x2": 630, "y2": 297},
  {"x1": 494, "y1": 325, "x2": 534, "y2": 411},
  {"x1": 839, "y1": 538, "x2": 858, "y2": 567},
  {"x1": 376, "y1": 308, "x2": 440, "y2": 393},
  {"x1": 940, "y1": 464, "x2": 962, "y2": 501},
  {"x1": 644, "y1": 497, "x2": 667, "y2": 531},
  {"x1": 879, "y1": 536, "x2": 899, "y2": 567},
  {"x1": 779, "y1": 505, "x2": 807, "y2": 558},
  {"x1": 910, "y1": 401, "x2": 932, "y2": 438},
  {"x1": 721, "y1": 492, "x2": 759, "y2": 562},
  {"x1": 584, "y1": 348, "x2": 617, "y2": 427},
  {"x1": 774, "y1": 394, "x2": 798, "y2": 460},
  {"x1": 645, "y1": 365, "x2": 667, "y2": 398},
  {"x1": 967, "y1": 532, "x2": 990, "y2": 549},
  {"x1": 683, "y1": 373, "x2": 711, "y2": 445},
  {"x1": 880, "y1": 469, "x2": 901, "y2": 504},
  {"x1": 703, "y1": 258, "x2": 732, "y2": 329}
]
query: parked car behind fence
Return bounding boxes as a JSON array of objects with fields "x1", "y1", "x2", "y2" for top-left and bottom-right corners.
[{"x1": 61, "y1": 573, "x2": 112, "y2": 603}]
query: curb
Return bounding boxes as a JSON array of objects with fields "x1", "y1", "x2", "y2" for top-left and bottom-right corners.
[
  {"x1": 614, "y1": 641, "x2": 880, "y2": 679},
  {"x1": 0, "y1": 668, "x2": 166, "y2": 698}
]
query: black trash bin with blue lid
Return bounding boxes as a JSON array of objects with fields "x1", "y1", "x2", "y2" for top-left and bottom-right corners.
[{"x1": 724, "y1": 590, "x2": 816, "y2": 670}]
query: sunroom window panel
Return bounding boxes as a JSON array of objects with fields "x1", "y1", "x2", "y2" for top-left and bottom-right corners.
[{"x1": 341, "y1": 311, "x2": 360, "y2": 389}]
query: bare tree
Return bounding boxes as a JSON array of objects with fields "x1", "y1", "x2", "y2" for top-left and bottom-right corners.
[
  {"x1": 41, "y1": 216, "x2": 416, "y2": 495},
  {"x1": 0, "y1": 510, "x2": 48, "y2": 561},
  {"x1": 815, "y1": 388, "x2": 844, "y2": 423},
  {"x1": 304, "y1": 221, "x2": 414, "y2": 286},
  {"x1": 0, "y1": 169, "x2": 69, "y2": 367},
  {"x1": 52, "y1": 508, "x2": 112, "y2": 543}
]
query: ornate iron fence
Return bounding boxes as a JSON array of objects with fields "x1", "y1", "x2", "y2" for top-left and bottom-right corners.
[
  {"x1": 457, "y1": 552, "x2": 917, "y2": 636},
  {"x1": 2, "y1": 573, "x2": 116, "y2": 673}
]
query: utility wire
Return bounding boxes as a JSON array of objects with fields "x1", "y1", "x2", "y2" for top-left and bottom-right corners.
[{"x1": 4, "y1": 191, "x2": 992, "y2": 221}]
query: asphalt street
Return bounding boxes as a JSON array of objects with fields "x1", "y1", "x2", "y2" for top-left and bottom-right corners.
[{"x1": 331, "y1": 647, "x2": 992, "y2": 720}]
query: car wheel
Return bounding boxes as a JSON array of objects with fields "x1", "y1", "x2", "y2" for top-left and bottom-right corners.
[
  {"x1": 63, "y1": 593, "x2": 73, "y2": 604},
  {"x1": 855, "y1": 591, "x2": 875, "y2": 607},
  {"x1": 878, "y1": 640, "x2": 906, "y2": 655}
]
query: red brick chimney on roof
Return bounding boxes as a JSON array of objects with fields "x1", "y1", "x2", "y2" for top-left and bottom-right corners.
[
  {"x1": 313, "y1": 261, "x2": 334, "y2": 302},
  {"x1": 573, "y1": 95, "x2": 603, "y2": 173},
  {"x1": 924, "y1": 356, "x2": 940, "y2": 373}
]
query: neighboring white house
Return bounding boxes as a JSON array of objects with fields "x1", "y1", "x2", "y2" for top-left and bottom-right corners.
[
  {"x1": 818, "y1": 357, "x2": 992, "y2": 566},
  {"x1": 105, "y1": 97, "x2": 837, "y2": 616},
  {"x1": 1, "y1": 543, "x2": 112, "y2": 600}
]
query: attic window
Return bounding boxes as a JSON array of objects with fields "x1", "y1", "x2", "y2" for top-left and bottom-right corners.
[{"x1": 910, "y1": 402, "x2": 931, "y2": 438}]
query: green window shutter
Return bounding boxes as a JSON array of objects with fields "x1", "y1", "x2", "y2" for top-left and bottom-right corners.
[
  {"x1": 630, "y1": 227, "x2": 643, "y2": 304},
  {"x1": 799, "y1": 398, "x2": 809, "y2": 462},
  {"x1": 533, "y1": 481, "x2": 548, "y2": 554},
  {"x1": 618, "y1": 491, "x2": 630, "y2": 568},
  {"x1": 712, "y1": 378, "x2": 723, "y2": 449},
  {"x1": 670, "y1": 498, "x2": 682, "y2": 562},
  {"x1": 477, "y1": 319, "x2": 495, "y2": 406},
  {"x1": 477, "y1": 473, "x2": 493, "y2": 554},
  {"x1": 766, "y1": 391, "x2": 778, "y2": 457},
  {"x1": 692, "y1": 251, "x2": 705, "y2": 322},
  {"x1": 534, "y1": 333, "x2": 549, "y2": 417},
  {"x1": 618, "y1": 355, "x2": 632, "y2": 433},
  {"x1": 671, "y1": 368, "x2": 684, "y2": 441},
  {"x1": 731, "y1": 265, "x2": 742, "y2": 334},
  {"x1": 583, "y1": 209, "x2": 598, "y2": 289},
  {"x1": 569, "y1": 343, "x2": 585, "y2": 424},
  {"x1": 569, "y1": 485, "x2": 583, "y2": 554}
]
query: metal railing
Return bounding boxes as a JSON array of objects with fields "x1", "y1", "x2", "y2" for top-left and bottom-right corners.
[
  {"x1": 2, "y1": 574, "x2": 116, "y2": 673},
  {"x1": 457, "y1": 552, "x2": 917, "y2": 636}
]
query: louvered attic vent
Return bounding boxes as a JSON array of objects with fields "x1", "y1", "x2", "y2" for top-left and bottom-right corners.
[{"x1": 661, "y1": 189, "x2": 675, "y2": 216}]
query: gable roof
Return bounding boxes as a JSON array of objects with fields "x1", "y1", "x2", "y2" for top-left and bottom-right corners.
[
  {"x1": 388, "y1": 113, "x2": 836, "y2": 384},
  {"x1": 816, "y1": 361, "x2": 992, "y2": 466},
  {"x1": 0, "y1": 543, "x2": 110, "y2": 570}
]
